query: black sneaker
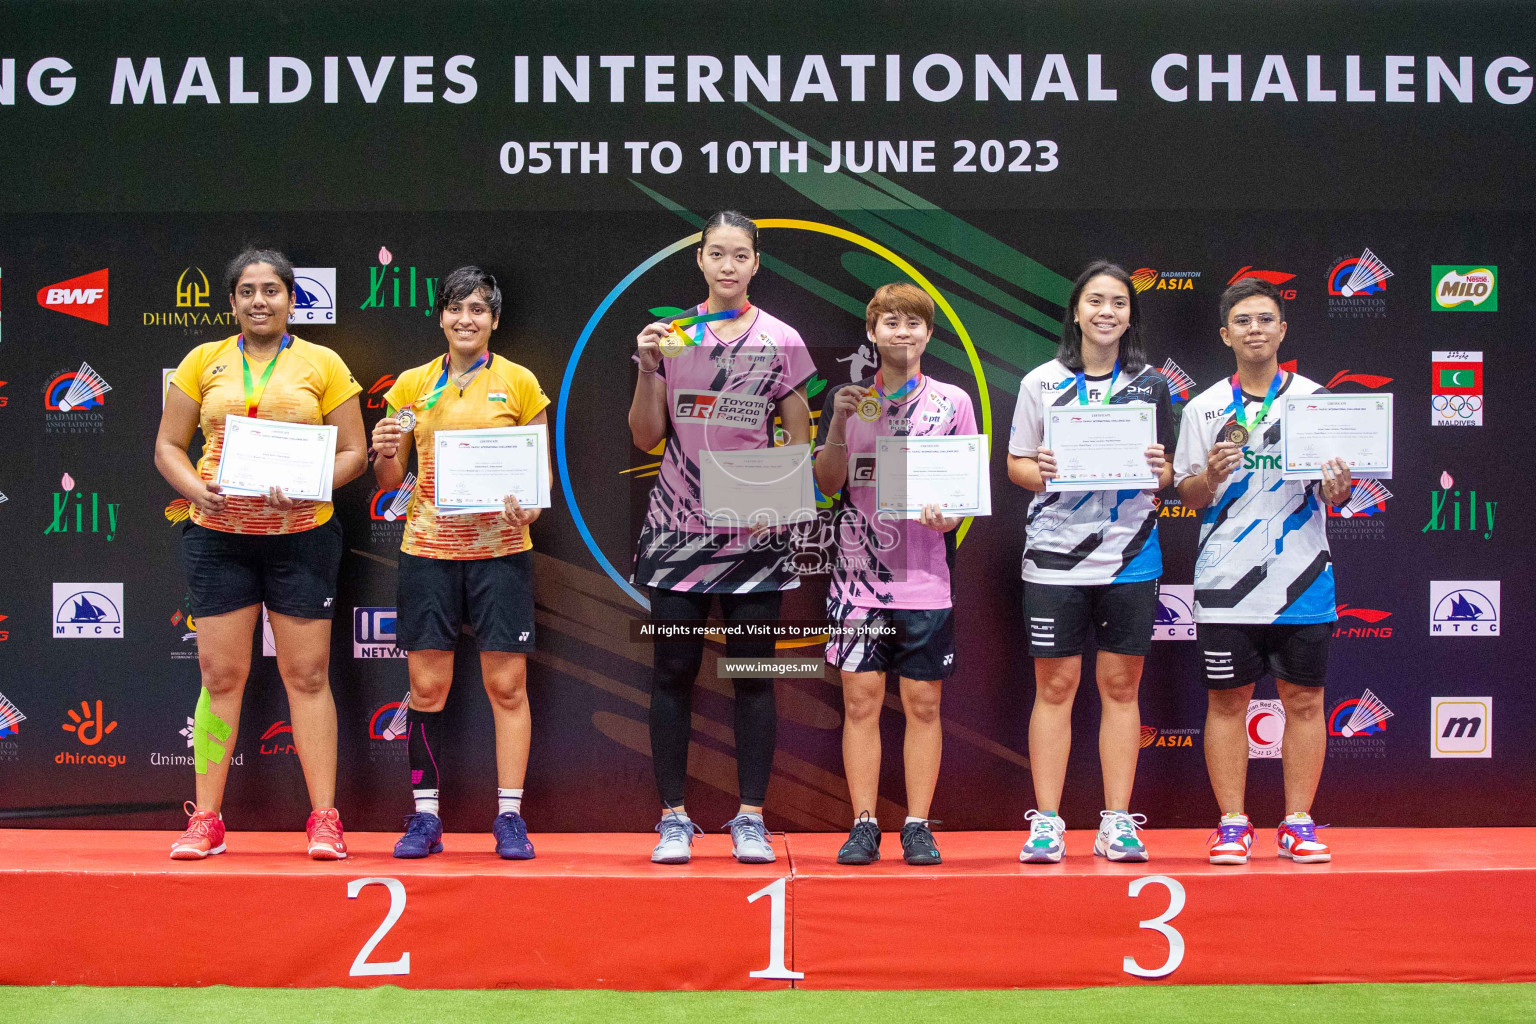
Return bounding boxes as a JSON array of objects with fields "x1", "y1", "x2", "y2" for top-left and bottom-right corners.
[
  {"x1": 836, "y1": 814, "x2": 882, "y2": 865},
  {"x1": 901, "y1": 819, "x2": 942, "y2": 866}
]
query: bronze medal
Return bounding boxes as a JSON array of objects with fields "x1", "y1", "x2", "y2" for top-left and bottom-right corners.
[{"x1": 1223, "y1": 421, "x2": 1248, "y2": 447}]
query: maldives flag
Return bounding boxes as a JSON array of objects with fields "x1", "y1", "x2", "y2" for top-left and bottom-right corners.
[{"x1": 1432, "y1": 354, "x2": 1482, "y2": 395}]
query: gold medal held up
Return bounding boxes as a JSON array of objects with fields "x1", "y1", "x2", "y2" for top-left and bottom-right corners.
[
  {"x1": 1222, "y1": 421, "x2": 1248, "y2": 446},
  {"x1": 856, "y1": 389, "x2": 882, "y2": 422}
]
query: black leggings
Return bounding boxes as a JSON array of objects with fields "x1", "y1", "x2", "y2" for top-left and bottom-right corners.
[{"x1": 649, "y1": 587, "x2": 782, "y2": 808}]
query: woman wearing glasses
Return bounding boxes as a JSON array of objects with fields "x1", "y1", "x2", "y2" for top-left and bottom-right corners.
[
  {"x1": 1006, "y1": 261, "x2": 1175, "y2": 864},
  {"x1": 370, "y1": 266, "x2": 551, "y2": 860}
]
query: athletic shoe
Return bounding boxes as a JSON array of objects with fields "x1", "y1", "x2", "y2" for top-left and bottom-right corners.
[
  {"x1": 1277, "y1": 813, "x2": 1332, "y2": 864},
  {"x1": 1019, "y1": 809, "x2": 1066, "y2": 863},
  {"x1": 170, "y1": 801, "x2": 225, "y2": 860},
  {"x1": 306, "y1": 807, "x2": 348, "y2": 860},
  {"x1": 1094, "y1": 810, "x2": 1150, "y2": 862},
  {"x1": 900, "y1": 819, "x2": 942, "y2": 866},
  {"x1": 1208, "y1": 813, "x2": 1255, "y2": 865},
  {"x1": 393, "y1": 812, "x2": 444, "y2": 859},
  {"x1": 651, "y1": 811, "x2": 702, "y2": 864},
  {"x1": 724, "y1": 813, "x2": 776, "y2": 864},
  {"x1": 493, "y1": 811, "x2": 536, "y2": 860},
  {"x1": 836, "y1": 814, "x2": 882, "y2": 865}
]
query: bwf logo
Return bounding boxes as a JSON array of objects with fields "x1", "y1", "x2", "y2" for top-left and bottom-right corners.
[
  {"x1": 1431, "y1": 697, "x2": 1492, "y2": 758},
  {"x1": 37, "y1": 269, "x2": 109, "y2": 325}
]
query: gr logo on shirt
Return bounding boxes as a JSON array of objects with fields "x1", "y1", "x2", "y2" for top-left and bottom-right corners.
[
  {"x1": 849, "y1": 454, "x2": 877, "y2": 486},
  {"x1": 674, "y1": 390, "x2": 768, "y2": 429}
]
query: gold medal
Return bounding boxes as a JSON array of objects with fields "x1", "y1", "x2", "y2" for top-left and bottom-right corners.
[
  {"x1": 658, "y1": 331, "x2": 686, "y2": 358},
  {"x1": 856, "y1": 391, "x2": 882, "y2": 422},
  {"x1": 1223, "y1": 421, "x2": 1248, "y2": 447}
]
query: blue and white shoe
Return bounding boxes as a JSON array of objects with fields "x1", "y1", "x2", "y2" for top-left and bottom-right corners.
[
  {"x1": 393, "y1": 812, "x2": 444, "y2": 859},
  {"x1": 651, "y1": 811, "x2": 703, "y2": 864},
  {"x1": 724, "y1": 813, "x2": 775, "y2": 864},
  {"x1": 1020, "y1": 809, "x2": 1066, "y2": 863},
  {"x1": 1094, "y1": 810, "x2": 1150, "y2": 862},
  {"x1": 493, "y1": 811, "x2": 536, "y2": 860}
]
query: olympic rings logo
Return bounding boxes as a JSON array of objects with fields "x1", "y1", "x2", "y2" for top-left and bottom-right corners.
[{"x1": 1432, "y1": 395, "x2": 1482, "y2": 415}]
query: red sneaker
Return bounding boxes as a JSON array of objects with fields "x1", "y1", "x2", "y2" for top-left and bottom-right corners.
[
  {"x1": 306, "y1": 807, "x2": 348, "y2": 860},
  {"x1": 170, "y1": 801, "x2": 226, "y2": 860}
]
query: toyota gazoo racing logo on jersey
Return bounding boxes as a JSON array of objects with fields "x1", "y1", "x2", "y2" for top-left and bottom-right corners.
[
  {"x1": 1432, "y1": 351, "x2": 1483, "y2": 426},
  {"x1": 290, "y1": 268, "x2": 337, "y2": 324},
  {"x1": 673, "y1": 390, "x2": 769, "y2": 429},
  {"x1": 37, "y1": 269, "x2": 109, "y2": 325},
  {"x1": 1152, "y1": 585, "x2": 1196, "y2": 640},
  {"x1": 1228, "y1": 266, "x2": 1297, "y2": 301},
  {"x1": 1333, "y1": 603, "x2": 1393, "y2": 639},
  {"x1": 43, "y1": 362, "x2": 112, "y2": 434},
  {"x1": 1246, "y1": 700, "x2": 1285, "y2": 759},
  {"x1": 1130, "y1": 268, "x2": 1201, "y2": 293},
  {"x1": 1430, "y1": 581, "x2": 1500, "y2": 636},
  {"x1": 1326, "y1": 248, "x2": 1393, "y2": 318},
  {"x1": 1431, "y1": 266, "x2": 1497, "y2": 312},
  {"x1": 354, "y1": 606, "x2": 405, "y2": 658},
  {"x1": 53, "y1": 583, "x2": 124, "y2": 638},
  {"x1": 1327, "y1": 688, "x2": 1394, "y2": 760}
]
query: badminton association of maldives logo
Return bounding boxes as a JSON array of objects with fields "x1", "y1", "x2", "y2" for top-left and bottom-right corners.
[
  {"x1": 44, "y1": 362, "x2": 112, "y2": 434},
  {"x1": 1327, "y1": 248, "x2": 1393, "y2": 319},
  {"x1": 1328, "y1": 688, "x2": 1394, "y2": 759},
  {"x1": 37, "y1": 269, "x2": 109, "y2": 325}
]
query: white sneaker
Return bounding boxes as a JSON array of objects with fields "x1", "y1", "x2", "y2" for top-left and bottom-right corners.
[
  {"x1": 651, "y1": 811, "x2": 702, "y2": 864},
  {"x1": 1020, "y1": 809, "x2": 1066, "y2": 863},
  {"x1": 1094, "y1": 810, "x2": 1149, "y2": 862},
  {"x1": 724, "y1": 813, "x2": 775, "y2": 863}
]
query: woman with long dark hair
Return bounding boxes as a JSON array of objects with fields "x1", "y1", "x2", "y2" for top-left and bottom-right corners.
[{"x1": 1005, "y1": 261, "x2": 1176, "y2": 863}]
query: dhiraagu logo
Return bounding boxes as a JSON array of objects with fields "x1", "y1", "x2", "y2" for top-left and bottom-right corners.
[{"x1": 1432, "y1": 266, "x2": 1497, "y2": 311}]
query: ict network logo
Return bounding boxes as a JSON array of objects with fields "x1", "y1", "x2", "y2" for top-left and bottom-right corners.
[
  {"x1": 1431, "y1": 697, "x2": 1492, "y2": 758},
  {"x1": 53, "y1": 583, "x2": 125, "y2": 638},
  {"x1": 1431, "y1": 266, "x2": 1497, "y2": 312},
  {"x1": 354, "y1": 607, "x2": 405, "y2": 658},
  {"x1": 1228, "y1": 266, "x2": 1297, "y2": 301},
  {"x1": 1430, "y1": 581, "x2": 1500, "y2": 636},
  {"x1": 43, "y1": 362, "x2": 111, "y2": 434},
  {"x1": 1432, "y1": 352, "x2": 1483, "y2": 427},
  {"x1": 37, "y1": 269, "x2": 109, "y2": 325},
  {"x1": 1327, "y1": 248, "x2": 1393, "y2": 319},
  {"x1": 1152, "y1": 585, "x2": 1196, "y2": 640},
  {"x1": 290, "y1": 268, "x2": 338, "y2": 324},
  {"x1": 46, "y1": 472, "x2": 122, "y2": 542}
]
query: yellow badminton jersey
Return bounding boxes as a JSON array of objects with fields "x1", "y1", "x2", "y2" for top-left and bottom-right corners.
[
  {"x1": 384, "y1": 353, "x2": 550, "y2": 559},
  {"x1": 169, "y1": 335, "x2": 361, "y2": 535}
]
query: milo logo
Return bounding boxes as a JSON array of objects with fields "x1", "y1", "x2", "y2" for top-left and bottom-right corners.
[{"x1": 1432, "y1": 266, "x2": 1498, "y2": 312}]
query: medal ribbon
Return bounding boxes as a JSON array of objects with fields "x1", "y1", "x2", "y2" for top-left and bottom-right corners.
[
  {"x1": 238, "y1": 334, "x2": 292, "y2": 418},
  {"x1": 876, "y1": 373, "x2": 922, "y2": 405},
  {"x1": 1228, "y1": 370, "x2": 1285, "y2": 431},
  {"x1": 668, "y1": 301, "x2": 752, "y2": 348},
  {"x1": 1074, "y1": 360, "x2": 1120, "y2": 406},
  {"x1": 405, "y1": 352, "x2": 490, "y2": 413}
]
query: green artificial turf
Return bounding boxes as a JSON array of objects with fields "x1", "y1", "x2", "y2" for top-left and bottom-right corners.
[{"x1": 5, "y1": 984, "x2": 1534, "y2": 1024}]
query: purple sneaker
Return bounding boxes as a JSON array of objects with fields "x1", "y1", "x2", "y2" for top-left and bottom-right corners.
[
  {"x1": 393, "y1": 812, "x2": 444, "y2": 859},
  {"x1": 493, "y1": 811, "x2": 536, "y2": 860}
]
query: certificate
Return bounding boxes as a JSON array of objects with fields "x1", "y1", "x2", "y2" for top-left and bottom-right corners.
[
  {"x1": 874, "y1": 434, "x2": 992, "y2": 518},
  {"x1": 216, "y1": 415, "x2": 337, "y2": 501},
  {"x1": 699, "y1": 444, "x2": 816, "y2": 526},
  {"x1": 1044, "y1": 403, "x2": 1157, "y2": 491},
  {"x1": 434, "y1": 425, "x2": 550, "y2": 514},
  {"x1": 1281, "y1": 393, "x2": 1393, "y2": 480}
]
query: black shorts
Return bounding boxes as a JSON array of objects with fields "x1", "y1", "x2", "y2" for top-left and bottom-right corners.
[
  {"x1": 1023, "y1": 579, "x2": 1159, "y2": 659},
  {"x1": 1197, "y1": 622, "x2": 1333, "y2": 689},
  {"x1": 181, "y1": 518, "x2": 343, "y2": 619},
  {"x1": 396, "y1": 549, "x2": 535, "y2": 653},
  {"x1": 825, "y1": 603, "x2": 955, "y2": 680}
]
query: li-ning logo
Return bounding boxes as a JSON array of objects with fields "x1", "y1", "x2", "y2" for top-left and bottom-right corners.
[
  {"x1": 47, "y1": 472, "x2": 121, "y2": 542},
  {"x1": 1333, "y1": 604, "x2": 1393, "y2": 639},
  {"x1": 1228, "y1": 266, "x2": 1297, "y2": 301},
  {"x1": 38, "y1": 269, "x2": 109, "y2": 324},
  {"x1": 260, "y1": 720, "x2": 296, "y2": 755},
  {"x1": 361, "y1": 247, "x2": 437, "y2": 317},
  {"x1": 366, "y1": 374, "x2": 396, "y2": 410},
  {"x1": 1422, "y1": 471, "x2": 1495, "y2": 540}
]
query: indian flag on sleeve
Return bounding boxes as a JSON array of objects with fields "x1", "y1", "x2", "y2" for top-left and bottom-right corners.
[{"x1": 489, "y1": 391, "x2": 508, "y2": 403}]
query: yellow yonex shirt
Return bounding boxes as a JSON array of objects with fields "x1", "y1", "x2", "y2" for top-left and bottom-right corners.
[
  {"x1": 384, "y1": 353, "x2": 550, "y2": 559},
  {"x1": 169, "y1": 335, "x2": 361, "y2": 535}
]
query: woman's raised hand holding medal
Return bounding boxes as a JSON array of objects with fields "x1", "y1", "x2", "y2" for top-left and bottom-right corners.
[{"x1": 636, "y1": 321, "x2": 668, "y2": 373}]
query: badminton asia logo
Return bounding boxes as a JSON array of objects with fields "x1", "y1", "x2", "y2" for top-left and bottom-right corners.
[
  {"x1": 1139, "y1": 724, "x2": 1199, "y2": 750},
  {"x1": 1422, "y1": 471, "x2": 1495, "y2": 540},
  {"x1": 58, "y1": 699, "x2": 125, "y2": 768},
  {"x1": 1326, "y1": 248, "x2": 1393, "y2": 319},
  {"x1": 46, "y1": 472, "x2": 122, "y2": 542},
  {"x1": 37, "y1": 269, "x2": 109, "y2": 325},
  {"x1": 43, "y1": 361, "x2": 112, "y2": 434},
  {"x1": 360, "y1": 247, "x2": 438, "y2": 317},
  {"x1": 142, "y1": 266, "x2": 236, "y2": 329},
  {"x1": 1431, "y1": 352, "x2": 1483, "y2": 427},
  {"x1": 52, "y1": 583, "x2": 125, "y2": 638},
  {"x1": 1130, "y1": 268, "x2": 1201, "y2": 293},
  {"x1": 1328, "y1": 688, "x2": 1394, "y2": 760},
  {"x1": 1430, "y1": 581, "x2": 1500, "y2": 636},
  {"x1": 1228, "y1": 266, "x2": 1297, "y2": 301}
]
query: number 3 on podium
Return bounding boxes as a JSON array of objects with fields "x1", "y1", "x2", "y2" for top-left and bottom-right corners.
[{"x1": 1123, "y1": 875, "x2": 1186, "y2": 978}]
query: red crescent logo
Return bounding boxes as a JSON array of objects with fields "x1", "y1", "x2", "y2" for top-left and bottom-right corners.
[{"x1": 1248, "y1": 711, "x2": 1275, "y2": 745}]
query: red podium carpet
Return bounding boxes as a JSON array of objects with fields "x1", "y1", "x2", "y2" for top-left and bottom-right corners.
[{"x1": 3, "y1": 828, "x2": 1532, "y2": 990}]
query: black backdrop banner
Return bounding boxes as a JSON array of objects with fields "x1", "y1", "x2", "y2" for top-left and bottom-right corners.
[{"x1": 0, "y1": 1, "x2": 1530, "y2": 832}]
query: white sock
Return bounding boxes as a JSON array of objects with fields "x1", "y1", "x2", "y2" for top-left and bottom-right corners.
[
  {"x1": 904, "y1": 816, "x2": 926, "y2": 826},
  {"x1": 856, "y1": 816, "x2": 879, "y2": 828},
  {"x1": 498, "y1": 788, "x2": 523, "y2": 816},
  {"x1": 413, "y1": 789, "x2": 440, "y2": 816}
]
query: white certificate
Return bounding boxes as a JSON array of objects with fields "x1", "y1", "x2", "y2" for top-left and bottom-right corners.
[
  {"x1": 216, "y1": 415, "x2": 337, "y2": 501},
  {"x1": 433, "y1": 425, "x2": 550, "y2": 514},
  {"x1": 699, "y1": 444, "x2": 816, "y2": 526},
  {"x1": 1044, "y1": 403, "x2": 1158, "y2": 491},
  {"x1": 874, "y1": 434, "x2": 992, "y2": 518},
  {"x1": 1281, "y1": 393, "x2": 1393, "y2": 480}
]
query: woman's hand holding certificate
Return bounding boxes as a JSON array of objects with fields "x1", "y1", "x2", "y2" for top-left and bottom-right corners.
[
  {"x1": 1043, "y1": 404, "x2": 1158, "y2": 491},
  {"x1": 434, "y1": 425, "x2": 550, "y2": 515},
  {"x1": 215, "y1": 414, "x2": 338, "y2": 502}
]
